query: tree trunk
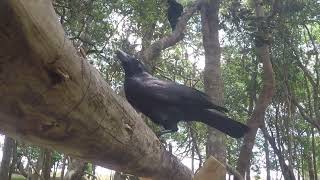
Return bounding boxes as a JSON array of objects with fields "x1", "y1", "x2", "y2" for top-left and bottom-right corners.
[
  {"x1": 245, "y1": 166, "x2": 250, "y2": 180},
  {"x1": 261, "y1": 127, "x2": 295, "y2": 180},
  {"x1": 53, "y1": 162, "x2": 57, "y2": 180},
  {"x1": 60, "y1": 156, "x2": 68, "y2": 180},
  {"x1": 200, "y1": 2, "x2": 226, "y2": 180},
  {"x1": 32, "y1": 148, "x2": 44, "y2": 180},
  {"x1": 9, "y1": 139, "x2": 17, "y2": 180},
  {"x1": 191, "y1": 145, "x2": 195, "y2": 173},
  {"x1": 301, "y1": 146, "x2": 305, "y2": 180},
  {"x1": 27, "y1": 162, "x2": 33, "y2": 180},
  {"x1": 42, "y1": 149, "x2": 52, "y2": 180},
  {"x1": 264, "y1": 137, "x2": 271, "y2": 180},
  {"x1": 0, "y1": 136, "x2": 14, "y2": 180},
  {"x1": 307, "y1": 152, "x2": 315, "y2": 180},
  {"x1": 311, "y1": 128, "x2": 318, "y2": 180},
  {"x1": 0, "y1": 1, "x2": 192, "y2": 179},
  {"x1": 235, "y1": 0, "x2": 275, "y2": 178},
  {"x1": 64, "y1": 159, "x2": 87, "y2": 180}
]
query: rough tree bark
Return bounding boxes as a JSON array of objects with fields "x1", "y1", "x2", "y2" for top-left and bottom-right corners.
[
  {"x1": 0, "y1": 136, "x2": 14, "y2": 180},
  {"x1": 235, "y1": 0, "x2": 275, "y2": 178},
  {"x1": 0, "y1": 1, "x2": 192, "y2": 179},
  {"x1": 42, "y1": 149, "x2": 52, "y2": 180},
  {"x1": 200, "y1": 1, "x2": 226, "y2": 180}
]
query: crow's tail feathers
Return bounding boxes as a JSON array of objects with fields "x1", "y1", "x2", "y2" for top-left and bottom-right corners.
[{"x1": 198, "y1": 109, "x2": 249, "y2": 138}]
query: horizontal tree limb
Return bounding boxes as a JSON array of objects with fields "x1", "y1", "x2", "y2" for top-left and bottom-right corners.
[{"x1": 0, "y1": 0, "x2": 192, "y2": 179}]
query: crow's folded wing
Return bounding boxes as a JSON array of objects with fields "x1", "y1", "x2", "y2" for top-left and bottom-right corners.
[{"x1": 128, "y1": 77, "x2": 228, "y2": 112}]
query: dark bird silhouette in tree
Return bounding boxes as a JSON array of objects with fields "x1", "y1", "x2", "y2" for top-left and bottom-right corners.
[
  {"x1": 167, "y1": 0, "x2": 183, "y2": 31},
  {"x1": 116, "y1": 50, "x2": 249, "y2": 138}
]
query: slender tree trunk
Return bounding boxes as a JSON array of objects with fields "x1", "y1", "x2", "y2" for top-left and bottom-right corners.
[
  {"x1": 311, "y1": 128, "x2": 318, "y2": 180},
  {"x1": 285, "y1": 94, "x2": 295, "y2": 178},
  {"x1": 60, "y1": 156, "x2": 68, "y2": 180},
  {"x1": 293, "y1": 136, "x2": 300, "y2": 180},
  {"x1": 244, "y1": 60, "x2": 257, "y2": 180},
  {"x1": 27, "y1": 161, "x2": 33, "y2": 180},
  {"x1": 261, "y1": 127, "x2": 295, "y2": 180},
  {"x1": 235, "y1": 0, "x2": 275, "y2": 178},
  {"x1": 53, "y1": 162, "x2": 58, "y2": 180},
  {"x1": 42, "y1": 149, "x2": 52, "y2": 180},
  {"x1": 92, "y1": 164, "x2": 96, "y2": 180},
  {"x1": 200, "y1": 2, "x2": 226, "y2": 179},
  {"x1": 264, "y1": 137, "x2": 271, "y2": 180},
  {"x1": 191, "y1": 145, "x2": 195, "y2": 173},
  {"x1": 34, "y1": 149, "x2": 45, "y2": 180},
  {"x1": 9, "y1": 140, "x2": 17, "y2": 180},
  {"x1": 188, "y1": 122, "x2": 203, "y2": 168},
  {"x1": 0, "y1": 136, "x2": 14, "y2": 180},
  {"x1": 298, "y1": 164, "x2": 300, "y2": 180},
  {"x1": 301, "y1": 147, "x2": 305, "y2": 180},
  {"x1": 307, "y1": 152, "x2": 315, "y2": 180}
]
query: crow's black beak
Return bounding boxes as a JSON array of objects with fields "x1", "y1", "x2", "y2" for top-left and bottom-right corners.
[{"x1": 116, "y1": 50, "x2": 130, "y2": 63}]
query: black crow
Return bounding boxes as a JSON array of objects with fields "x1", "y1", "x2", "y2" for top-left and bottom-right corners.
[
  {"x1": 167, "y1": 0, "x2": 183, "y2": 31},
  {"x1": 116, "y1": 50, "x2": 249, "y2": 138}
]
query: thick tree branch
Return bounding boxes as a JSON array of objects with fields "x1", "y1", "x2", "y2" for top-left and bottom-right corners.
[
  {"x1": 142, "y1": 0, "x2": 204, "y2": 63},
  {"x1": 0, "y1": 1, "x2": 192, "y2": 179}
]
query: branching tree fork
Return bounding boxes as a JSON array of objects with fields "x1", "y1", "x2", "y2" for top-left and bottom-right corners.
[
  {"x1": 142, "y1": 0, "x2": 204, "y2": 64},
  {"x1": 235, "y1": 0, "x2": 275, "y2": 178}
]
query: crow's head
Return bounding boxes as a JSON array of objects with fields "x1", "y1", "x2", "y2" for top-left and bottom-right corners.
[{"x1": 116, "y1": 50, "x2": 147, "y2": 77}]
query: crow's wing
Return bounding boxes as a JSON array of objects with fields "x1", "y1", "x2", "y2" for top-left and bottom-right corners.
[{"x1": 127, "y1": 76, "x2": 228, "y2": 112}]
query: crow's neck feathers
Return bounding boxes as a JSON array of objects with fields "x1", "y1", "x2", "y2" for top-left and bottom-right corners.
[{"x1": 122, "y1": 58, "x2": 149, "y2": 78}]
